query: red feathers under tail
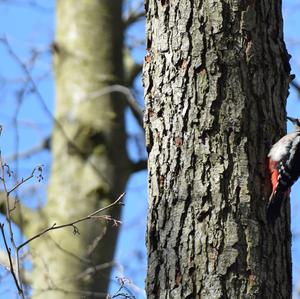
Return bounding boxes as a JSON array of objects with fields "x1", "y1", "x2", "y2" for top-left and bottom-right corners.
[
  {"x1": 268, "y1": 159, "x2": 278, "y2": 193},
  {"x1": 267, "y1": 159, "x2": 289, "y2": 223}
]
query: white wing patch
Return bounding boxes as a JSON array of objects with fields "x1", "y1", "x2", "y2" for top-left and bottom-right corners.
[{"x1": 268, "y1": 132, "x2": 300, "y2": 162}]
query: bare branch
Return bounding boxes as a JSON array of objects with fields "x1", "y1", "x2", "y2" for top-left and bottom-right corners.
[
  {"x1": 74, "y1": 261, "x2": 115, "y2": 281},
  {"x1": 124, "y1": 47, "x2": 142, "y2": 86},
  {"x1": 0, "y1": 224, "x2": 23, "y2": 296},
  {"x1": 124, "y1": 11, "x2": 145, "y2": 28},
  {"x1": 0, "y1": 140, "x2": 46, "y2": 296},
  {"x1": 109, "y1": 277, "x2": 136, "y2": 299},
  {"x1": 40, "y1": 274, "x2": 136, "y2": 298},
  {"x1": 126, "y1": 63, "x2": 142, "y2": 86},
  {"x1": 8, "y1": 165, "x2": 42, "y2": 196},
  {"x1": 0, "y1": 38, "x2": 70, "y2": 144},
  {"x1": 123, "y1": 0, "x2": 144, "y2": 28},
  {"x1": 291, "y1": 80, "x2": 300, "y2": 98},
  {"x1": 18, "y1": 193, "x2": 125, "y2": 251},
  {"x1": 131, "y1": 159, "x2": 147, "y2": 173},
  {"x1": 59, "y1": 261, "x2": 115, "y2": 283},
  {"x1": 0, "y1": 152, "x2": 25, "y2": 297},
  {"x1": 87, "y1": 231, "x2": 106, "y2": 256},
  {"x1": 0, "y1": 37, "x2": 111, "y2": 183},
  {"x1": 89, "y1": 85, "x2": 143, "y2": 128},
  {"x1": 0, "y1": 193, "x2": 41, "y2": 229},
  {"x1": 36, "y1": 287, "x2": 108, "y2": 298},
  {"x1": 6, "y1": 137, "x2": 50, "y2": 162},
  {"x1": 49, "y1": 236, "x2": 91, "y2": 265},
  {"x1": 0, "y1": 0, "x2": 54, "y2": 12}
]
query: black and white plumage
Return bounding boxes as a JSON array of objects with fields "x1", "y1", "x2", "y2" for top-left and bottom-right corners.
[{"x1": 267, "y1": 116, "x2": 300, "y2": 222}]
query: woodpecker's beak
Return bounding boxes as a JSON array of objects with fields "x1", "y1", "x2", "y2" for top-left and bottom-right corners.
[{"x1": 287, "y1": 116, "x2": 298, "y2": 124}]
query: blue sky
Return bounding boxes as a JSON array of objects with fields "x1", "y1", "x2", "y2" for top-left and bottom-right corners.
[
  {"x1": 0, "y1": 1, "x2": 300, "y2": 298},
  {"x1": 283, "y1": 1, "x2": 300, "y2": 296}
]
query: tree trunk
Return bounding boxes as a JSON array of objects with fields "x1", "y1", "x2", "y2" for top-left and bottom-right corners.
[
  {"x1": 27, "y1": 1, "x2": 130, "y2": 298},
  {"x1": 144, "y1": 1, "x2": 291, "y2": 298}
]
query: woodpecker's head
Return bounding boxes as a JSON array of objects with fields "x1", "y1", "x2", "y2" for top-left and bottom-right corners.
[{"x1": 287, "y1": 116, "x2": 300, "y2": 130}]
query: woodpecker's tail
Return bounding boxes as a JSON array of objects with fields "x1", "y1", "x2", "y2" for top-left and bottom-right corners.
[{"x1": 267, "y1": 191, "x2": 286, "y2": 223}]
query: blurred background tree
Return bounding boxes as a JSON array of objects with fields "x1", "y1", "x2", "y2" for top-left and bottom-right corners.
[
  {"x1": 0, "y1": 0, "x2": 146, "y2": 298},
  {"x1": 27, "y1": 1, "x2": 145, "y2": 297}
]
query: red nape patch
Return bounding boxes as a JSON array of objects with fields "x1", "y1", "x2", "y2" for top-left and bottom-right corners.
[{"x1": 268, "y1": 159, "x2": 278, "y2": 193}]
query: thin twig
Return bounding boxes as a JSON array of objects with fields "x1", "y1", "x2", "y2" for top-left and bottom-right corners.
[
  {"x1": 0, "y1": 37, "x2": 73, "y2": 144},
  {"x1": 87, "y1": 232, "x2": 106, "y2": 256},
  {"x1": 291, "y1": 80, "x2": 300, "y2": 98},
  {"x1": 109, "y1": 277, "x2": 136, "y2": 299},
  {"x1": 126, "y1": 62, "x2": 142, "y2": 86},
  {"x1": 6, "y1": 137, "x2": 50, "y2": 162},
  {"x1": 7, "y1": 168, "x2": 37, "y2": 196},
  {"x1": 0, "y1": 0, "x2": 54, "y2": 12},
  {"x1": 89, "y1": 85, "x2": 143, "y2": 128},
  {"x1": 123, "y1": 1, "x2": 144, "y2": 28},
  {"x1": 74, "y1": 261, "x2": 115, "y2": 281},
  {"x1": 131, "y1": 159, "x2": 147, "y2": 173},
  {"x1": 58, "y1": 261, "x2": 115, "y2": 283},
  {"x1": 18, "y1": 193, "x2": 125, "y2": 251},
  {"x1": 49, "y1": 236, "x2": 91, "y2": 265},
  {"x1": 35, "y1": 286, "x2": 108, "y2": 298},
  {"x1": 0, "y1": 37, "x2": 111, "y2": 184},
  {"x1": 0, "y1": 152, "x2": 25, "y2": 298},
  {"x1": 124, "y1": 11, "x2": 145, "y2": 27},
  {"x1": 0, "y1": 224, "x2": 22, "y2": 295}
]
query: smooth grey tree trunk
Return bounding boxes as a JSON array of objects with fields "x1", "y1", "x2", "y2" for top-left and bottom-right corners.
[
  {"x1": 144, "y1": 1, "x2": 291, "y2": 298},
  {"x1": 27, "y1": 1, "x2": 131, "y2": 298}
]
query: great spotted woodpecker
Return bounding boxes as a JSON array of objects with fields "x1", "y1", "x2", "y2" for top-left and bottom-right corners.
[{"x1": 267, "y1": 116, "x2": 300, "y2": 222}]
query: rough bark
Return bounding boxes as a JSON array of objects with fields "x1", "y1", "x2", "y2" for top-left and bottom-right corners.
[
  {"x1": 144, "y1": 1, "x2": 291, "y2": 298},
  {"x1": 27, "y1": 1, "x2": 130, "y2": 298}
]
